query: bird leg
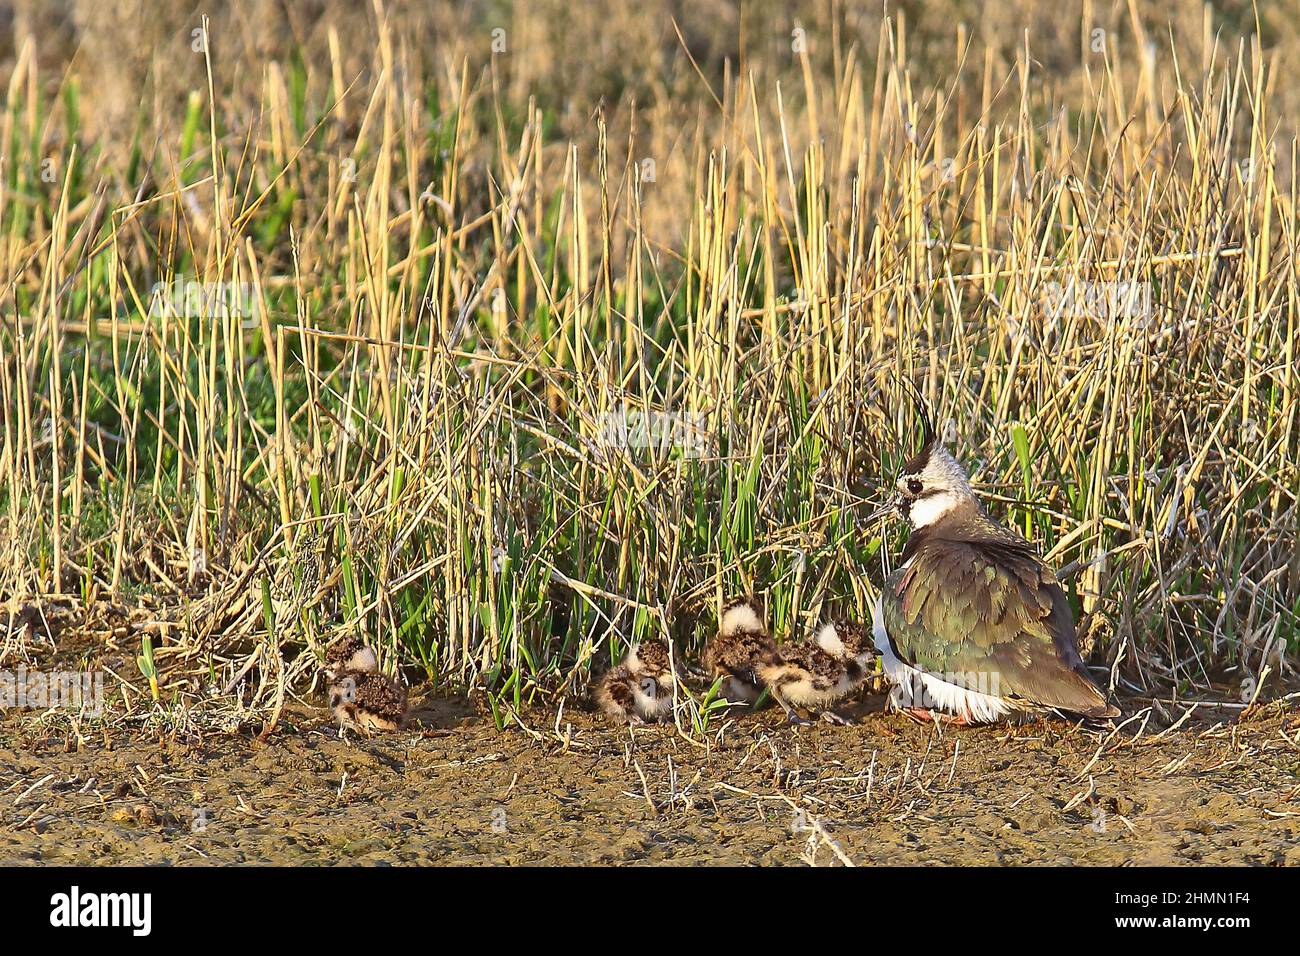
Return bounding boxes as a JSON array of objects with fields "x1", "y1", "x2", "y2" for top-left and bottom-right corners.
[
  {"x1": 773, "y1": 692, "x2": 811, "y2": 726},
  {"x1": 899, "y1": 706, "x2": 930, "y2": 724},
  {"x1": 819, "y1": 710, "x2": 853, "y2": 725}
]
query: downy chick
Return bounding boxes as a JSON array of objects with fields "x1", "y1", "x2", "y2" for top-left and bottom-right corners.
[
  {"x1": 594, "y1": 640, "x2": 678, "y2": 724},
  {"x1": 701, "y1": 596, "x2": 778, "y2": 704},
  {"x1": 323, "y1": 638, "x2": 408, "y2": 733},
  {"x1": 758, "y1": 619, "x2": 879, "y2": 725}
]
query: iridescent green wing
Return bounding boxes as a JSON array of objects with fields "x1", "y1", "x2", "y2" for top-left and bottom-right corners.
[{"x1": 882, "y1": 540, "x2": 1109, "y2": 714}]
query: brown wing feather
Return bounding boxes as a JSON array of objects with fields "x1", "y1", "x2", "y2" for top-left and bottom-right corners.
[{"x1": 892, "y1": 514, "x2": 1117, "y2": 718}]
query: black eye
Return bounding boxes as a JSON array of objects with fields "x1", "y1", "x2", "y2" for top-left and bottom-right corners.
[{"x1": 906, "y1": 478, "x2": 923, "y2": 495}]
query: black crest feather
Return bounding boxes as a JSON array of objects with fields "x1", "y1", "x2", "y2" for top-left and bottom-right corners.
[{"x1": 895, "y1": 373, "x2": 937, "y2": 473}]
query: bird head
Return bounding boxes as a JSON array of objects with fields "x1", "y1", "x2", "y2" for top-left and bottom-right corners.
[
  {"x1": 328, "y1": 674, "x2": 358, "y2": 712},
  {"x1": 867, "y1": 378, "x2": 978, "y2": 530},
  {"x1": 888, "y1": 436, "x2": 977, "y2": 528},
  {"x1": 626, "y1": 640, "x2": 676, "y2": 687},
  {"x1": 813, "y1": 620, "x2": 878, "y2": 667}
]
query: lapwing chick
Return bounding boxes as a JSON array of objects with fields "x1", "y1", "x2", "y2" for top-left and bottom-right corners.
[
  {"x1": 701, "y1": 597, "x2": 778, "y2": 705},
  {"x1": 757, "y1": 620, "x2": 880, "y2": 725},
  {"x1": 869, "y1": 430, "x2": 1121, "y2": 724},
  {"x1": 323, "y1": 634, "x2": 378, "y2": 679},
  {"x1": 818, "y1": 618, "x2": 890, "y2": 696},
  {"x1": 324, "y1": 638, "x2": 407, "y2": 733},
  {"x1": 594, "y1": 640, "x2": 678, "y2": 724},
  {"x1": 328, "y1": 668, "x2": 409, "y2": 733}
]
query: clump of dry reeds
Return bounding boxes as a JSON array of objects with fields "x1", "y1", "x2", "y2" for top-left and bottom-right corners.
[{"x1": 0, "y1": 1, "x2": 1295, "y2": 722}]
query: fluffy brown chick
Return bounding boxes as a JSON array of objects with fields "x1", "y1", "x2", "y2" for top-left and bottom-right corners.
[
  {"x1": 757, "y1": 619, "x2": 879, "y2": 725},
  {"x1": 701, "y1": 596, "x2": 779, "y2": 704},
  {"x1": 594, "y1": 639, "x2": 678, "y2": 724},
  {"x1": 328, "y1": 668, "x2": 409, "y2": 733}
]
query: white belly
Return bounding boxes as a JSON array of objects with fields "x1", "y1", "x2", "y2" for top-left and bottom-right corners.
[
  {"x1": 871, "y1": 593, "x2": 1015, "y2": 723},
  {"x1": 632, "y1": 682, "x2": 674, "y2": 720}
]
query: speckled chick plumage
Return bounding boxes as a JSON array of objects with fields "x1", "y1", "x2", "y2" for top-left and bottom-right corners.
[
  {"x1": 328, "y1": 668, "x2": 409, "y2": 732},
  {"x1": 758, "y1": 619, "x2": 879, "y2": 721},
  {"x1": 701, "y1": 597, "x2": 779, "y2": 704},
  {"x1": 324, "y1": 634, "x2": 379, "y2": 679},
  {"x1": 594, "y1": 640, "x2": 678, "y2": 723},
  {"x1": 324, "y1": 639, "x2": 407, "y2": 733}
]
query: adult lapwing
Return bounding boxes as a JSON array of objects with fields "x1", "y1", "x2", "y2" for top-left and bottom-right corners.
[
  {"x1": 869, "y1": 422, "x2": 1119, "y2": 724},
  {"x1": 594, "y1": 639, "x2": 678, "y2": 724}
]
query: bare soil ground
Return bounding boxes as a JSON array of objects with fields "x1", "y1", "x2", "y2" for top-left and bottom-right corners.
[{"x1": 3, "y1": 686, "x2": 1299, "y2": 866}]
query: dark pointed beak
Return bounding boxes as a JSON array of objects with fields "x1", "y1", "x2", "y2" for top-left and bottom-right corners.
[{"x1": 865, "y1": 493, "x2": 900, "y2": 523}]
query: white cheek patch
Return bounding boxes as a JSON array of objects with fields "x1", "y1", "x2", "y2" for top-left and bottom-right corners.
[{"x1": 908, "y1": 491, "x2": 960, "y2": 528}]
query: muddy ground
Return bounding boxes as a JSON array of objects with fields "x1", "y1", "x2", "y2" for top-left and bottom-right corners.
[{"x1": 3, "y1": 685, "x2": 1299, "y2": 865}]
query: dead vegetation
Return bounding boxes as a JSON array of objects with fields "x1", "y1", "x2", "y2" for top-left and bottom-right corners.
[{"x1": 0, "y1": 1, "x2": 1296, "y2": 733}]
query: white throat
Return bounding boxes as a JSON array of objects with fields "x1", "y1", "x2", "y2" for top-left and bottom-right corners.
[{"x1": 907, "y1": 491, "x2": 963, "y2": 528}]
